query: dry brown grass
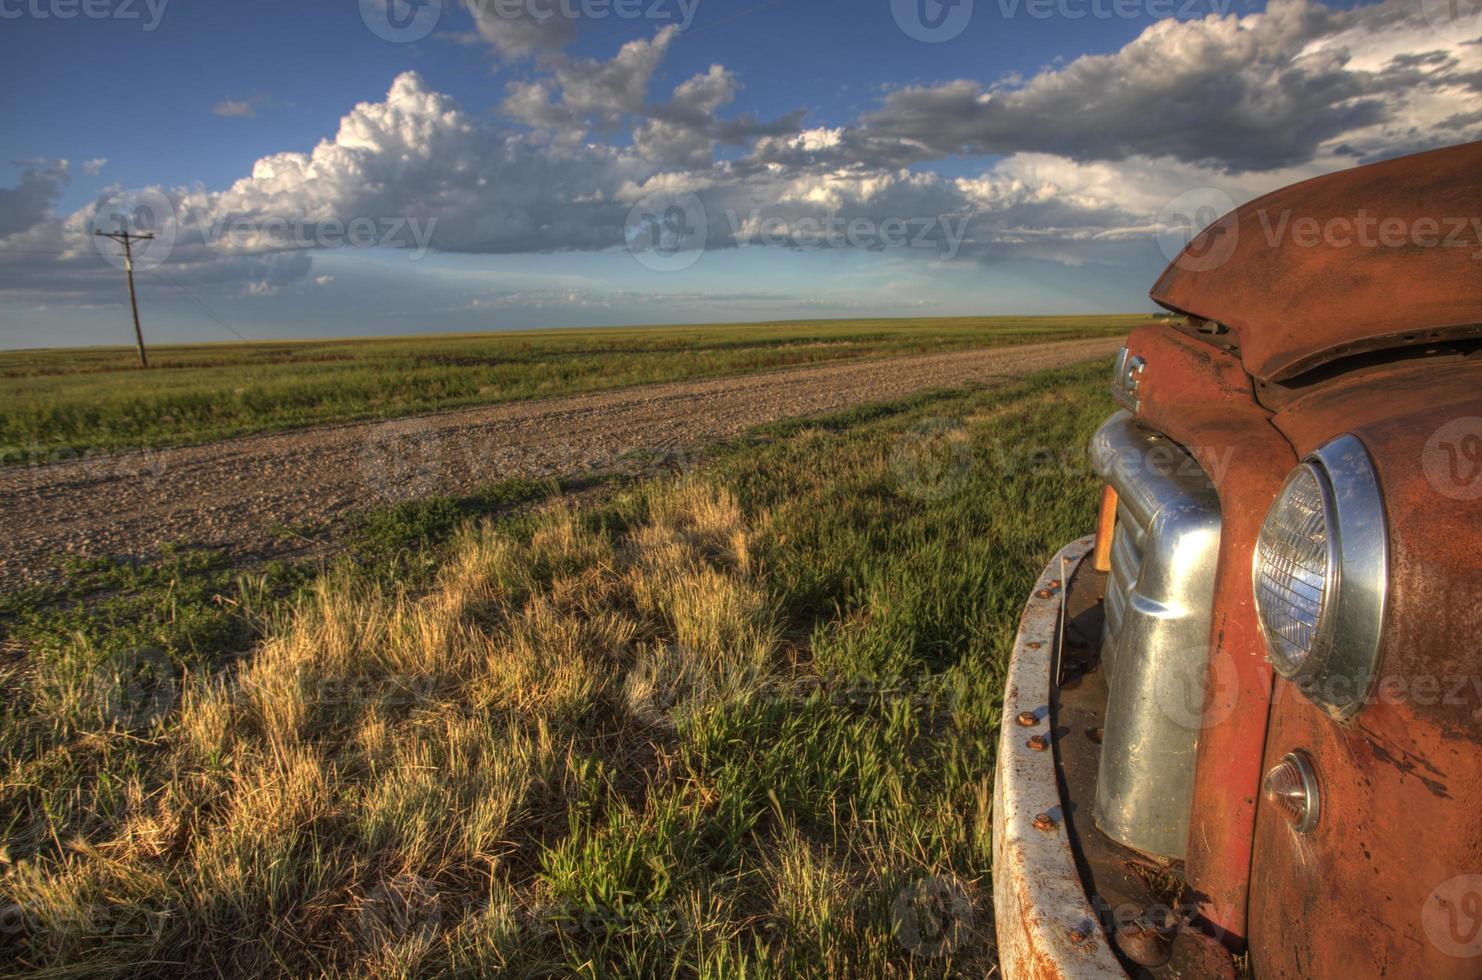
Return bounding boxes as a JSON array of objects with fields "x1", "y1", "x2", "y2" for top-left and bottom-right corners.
[{"x1": 4, "y1": 478, "x2": 784, "y2": 977}]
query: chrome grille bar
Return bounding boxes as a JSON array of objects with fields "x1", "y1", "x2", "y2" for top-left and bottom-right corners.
[{"x1": 1088, "y1": 410, "x2": 1223, "y2": 861}]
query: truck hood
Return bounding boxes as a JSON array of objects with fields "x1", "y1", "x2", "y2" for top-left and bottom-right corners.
[{"x1": 1150, "y1": 140, "x2": 1482, "y2": 383}]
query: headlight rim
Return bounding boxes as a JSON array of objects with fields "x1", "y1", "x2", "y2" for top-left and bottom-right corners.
[{"x1": 1254, "y1": 434, "x2": 1389, "y2": 718}]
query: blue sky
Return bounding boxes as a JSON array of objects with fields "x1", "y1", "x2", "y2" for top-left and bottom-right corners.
[{"x1": 1, "y1": 0, "x2": 1476, "y2": 347}]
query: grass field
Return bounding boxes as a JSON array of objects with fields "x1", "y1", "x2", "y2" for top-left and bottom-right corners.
[
  {"x1": 0, "y1": 316, "x2": 1140, "y2": 460},
  {"x1": 0, "y1": 356, "x2": 1116, "y2": 977}
]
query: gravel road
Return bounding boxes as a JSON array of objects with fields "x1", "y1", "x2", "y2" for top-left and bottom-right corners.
[{"x1": 0, "y1": 337, "x2": 1122, "y2": 587}]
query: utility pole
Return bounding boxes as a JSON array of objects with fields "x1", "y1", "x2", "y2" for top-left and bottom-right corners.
[{"x1": 95, "y1": 226, "x2": 155, "y2": 368}]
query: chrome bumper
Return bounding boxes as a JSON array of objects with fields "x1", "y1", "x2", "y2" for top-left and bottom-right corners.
[{"x1": 992, "y1": 536, "x2": 1126, "y2": 979}]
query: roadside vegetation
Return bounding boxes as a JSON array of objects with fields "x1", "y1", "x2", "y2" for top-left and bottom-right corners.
[
  {"x1": 0, "y1": 357, "x2": 1115, "y2": 977},
  {"x1": 0, "y1": 316, "x2": 1137, "y2": 460}
]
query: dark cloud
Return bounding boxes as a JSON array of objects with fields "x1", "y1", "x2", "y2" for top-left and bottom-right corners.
[
  {"x1": 0, "y1": 160, "x2": 68, "y2": 238},
  {"x1": 856, "y1": 0, "x2": 1474, "y2": 172},
  {"x1": 500, "y1": 29, "x2": 803, "y2": 167}
]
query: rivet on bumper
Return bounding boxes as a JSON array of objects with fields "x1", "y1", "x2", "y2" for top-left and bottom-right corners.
[
  {"x1": 1027, "y1": 735, "x2": 1050, "y2": 752},
  {"x1": 1033, "y1": 812, "x2": 1057, "y2": 832},
  {"x1": 1016, "y1": 711, "x2": 1039, "y2": 728}
]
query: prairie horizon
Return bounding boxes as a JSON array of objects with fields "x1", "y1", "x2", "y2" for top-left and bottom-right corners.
[{"x1": 1, "y1": 314, "x2": 1142, "y2": 459}]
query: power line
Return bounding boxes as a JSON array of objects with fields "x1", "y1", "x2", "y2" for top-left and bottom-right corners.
[{"x1": 145, "y1": 266, "x2": 250, "y2": 343}]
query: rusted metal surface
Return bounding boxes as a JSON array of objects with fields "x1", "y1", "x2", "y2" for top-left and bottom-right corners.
[
  {"x1": 1121, "y1": 324, "x2": 1298, "y2": 946},
  {"x1": 1269, "y1": 353, "x2": 1482, "y2": 454},
  {"x1": 1114, "y1": 924, "x2": 1171, "y2": 968},
  {"x1": 992, "y1": 535, "x2": 1127, "y2": 979},
  {"x1": 1246, "y1": 360, "x2": 1482, "y2": 977},
  {"x1": 1167, "y1": 928, "x2": 1239, "y2": 980},
  {"x1": 1151, "y1": 140, "x2": 1482, "y2": 383}
]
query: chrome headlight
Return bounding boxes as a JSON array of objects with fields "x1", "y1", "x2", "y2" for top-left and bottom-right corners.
[{"x1": 1253, "y1": 434, "x2": 1388, "y2": 717}]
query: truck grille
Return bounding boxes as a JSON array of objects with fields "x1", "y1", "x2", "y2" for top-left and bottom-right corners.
[
  {"x1": 1102, "y1": 500, "x2": 1142, "y2": 651},
  {"x1": 1088, "y1": 411, "x2": 1223, "y2": 861}
]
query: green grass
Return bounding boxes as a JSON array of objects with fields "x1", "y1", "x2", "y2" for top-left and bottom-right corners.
[
  {"x1": 0, "y1": 356, "x2": 1117, "y2": 977},
  {"x1": 0, "y1": 315, "x2": 1139, "y2": 460}
]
